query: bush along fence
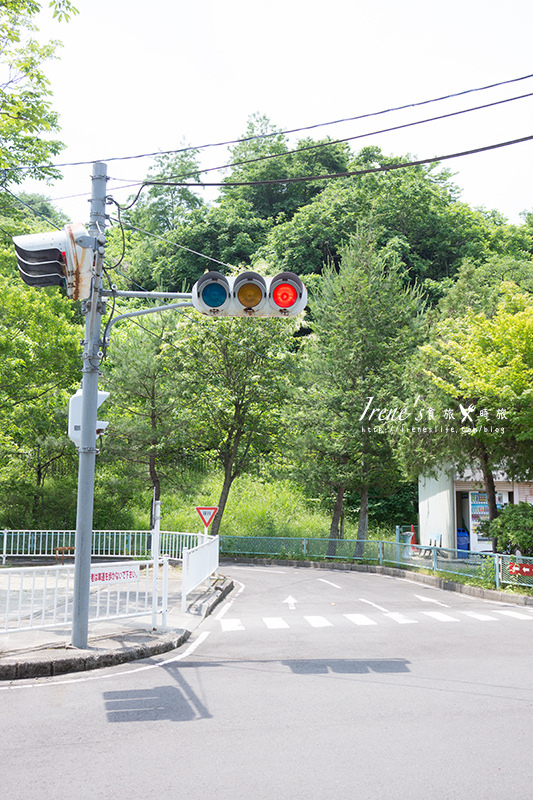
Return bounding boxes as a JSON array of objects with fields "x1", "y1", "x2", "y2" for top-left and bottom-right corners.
[{"x1": 2, "y1": 529, "x2": 533, "y2": 592}]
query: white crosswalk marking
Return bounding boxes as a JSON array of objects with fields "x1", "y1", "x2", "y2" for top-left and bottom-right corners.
[
  {"x1": 344, "y1": 614, "x2": 377, "y2": 626},
  {"x1": 422, "y1": 611, "x2": 459, "y2": 622},
  {"x1": 220, "y1": 618, "x2": 245, "y2": 631},
  {"x1": 263, "y1": 617, "x2": 290, "y2": 629},
  {"x1": 215, "y1": 606, "x2": 533, "y2": 632},
  {"x1": 461, "y1": 611, "x2": 498, "y2": 621},
  {"x1": 495, "y1": 609, "x2": 533, "y2": 620},
  {"x1": 304, "y1": 616, "x2": 333, "y2": 628},
  {"x1": 384, "y1": 612, "x2": 418, "y2": 625}
]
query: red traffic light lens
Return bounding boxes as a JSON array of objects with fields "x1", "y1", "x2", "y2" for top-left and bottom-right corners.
[{"x1": 272, "y1": 282, "x2": 298, "y2": 308}]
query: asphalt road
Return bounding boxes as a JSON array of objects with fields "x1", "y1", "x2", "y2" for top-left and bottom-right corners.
[{"x1": 2, "y1": 564, "x2": 533, "y2": 800}]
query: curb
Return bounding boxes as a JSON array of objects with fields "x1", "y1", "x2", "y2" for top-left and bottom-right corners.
[
  {"x1": 0, "y1": 577, "x2": 234, "y2": 681},
  {"x1": 221, "y1": 556, "x2": 533, "y2": 607}
]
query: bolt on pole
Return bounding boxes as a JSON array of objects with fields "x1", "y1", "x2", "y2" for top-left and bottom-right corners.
[{"x1": 71, "y1": 162, "x2": 108, "y2": 649}]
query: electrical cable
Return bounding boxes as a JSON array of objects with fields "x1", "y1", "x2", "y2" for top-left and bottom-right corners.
[
  {"x1": 2, "y1": 185, "x2": 62, "y2": 229},
  {"x1": 106, "y1": 91, "x2": 533, "y2": 210},
  {"x1": 8, "y1": 71, "x2": 533, "y2": 172},
  {"x1": 140, "y1": 133, "x2": 533, "y2": 189},
  {"x1": 109, "y1": 217, "x2": 237, "y2": 272}
]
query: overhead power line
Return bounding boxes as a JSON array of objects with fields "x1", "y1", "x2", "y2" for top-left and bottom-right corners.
[
  {"x1": 8, "y1": 71, "x2": 533, "y2": 172},
  {"x1": 139, "y1": 134, "x2": 533, "y2": 189},
  {"x1": 110, "y1": 90, "x2": 533, "y2": 197}
]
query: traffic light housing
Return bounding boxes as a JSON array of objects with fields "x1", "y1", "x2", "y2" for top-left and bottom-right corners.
[
  {"x1": 13, "y1": 223, "x2": 95, "y2": 300},
  {"x1": 192, "y1": 271, "x2": 307, "y2": 317}
]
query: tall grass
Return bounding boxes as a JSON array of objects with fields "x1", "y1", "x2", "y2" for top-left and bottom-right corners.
[{"x1": 131, "y1": 472, "x2": 396, "y2": 540}]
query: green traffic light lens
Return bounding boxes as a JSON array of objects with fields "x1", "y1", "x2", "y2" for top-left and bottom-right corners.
[{"x1": 202, "y1": 282, "x2": 228, "y2": 308}]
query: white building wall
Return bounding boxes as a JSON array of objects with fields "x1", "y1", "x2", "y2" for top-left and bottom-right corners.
[{"x1": 418, "y1": 470, "x2": 455, "y2": 548}]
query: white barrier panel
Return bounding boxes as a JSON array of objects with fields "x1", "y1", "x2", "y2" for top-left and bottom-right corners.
[{"x1": 181, "y1": 535, "x2": 219, "y2": 612}]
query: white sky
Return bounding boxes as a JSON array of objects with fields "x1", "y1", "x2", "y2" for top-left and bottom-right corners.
[{"x1": 22, "y1": 0, "x2": 533, "y2": 226}]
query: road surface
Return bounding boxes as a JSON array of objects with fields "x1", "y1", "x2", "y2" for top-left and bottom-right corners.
[{"x1": 2, "y1": 564, "x2": 533, "y2": 799}]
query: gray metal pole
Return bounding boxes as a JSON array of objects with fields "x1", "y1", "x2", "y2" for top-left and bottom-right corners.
[{"x1": 71, "y1": 162, "x2": 108, "y2": 649}]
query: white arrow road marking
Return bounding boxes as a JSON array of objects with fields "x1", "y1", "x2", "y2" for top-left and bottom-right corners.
[
  {"x1": 283, "y1": 595, "x2": 298, "y2": 610},
  {"x1": 415, "y1": 594, "x2": 450, "y2": 608},
  {"x1": 263, "y1": 617, "x2": 289, "y2": 629},
  {"x1": 318, "y1": 578, "x2": 342, "y2": 589},
  {"x1": 360, "y1": 598, "x2": 389, "y2": 612}
]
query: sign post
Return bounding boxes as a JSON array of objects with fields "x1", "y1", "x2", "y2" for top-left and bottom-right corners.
[{"x1": 195, "y1": 506, "x2": 218, "y2": 536}]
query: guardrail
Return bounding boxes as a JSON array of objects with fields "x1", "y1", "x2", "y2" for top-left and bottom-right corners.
[{"x1": 0, "y1": 559, "x2": 169, "y2": 633}]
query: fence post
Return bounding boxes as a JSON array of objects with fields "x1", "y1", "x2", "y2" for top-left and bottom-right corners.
[
  {"x1": 161, "y1": 557, "x2": 169, "y2": 631},
  {"x1": 2, "y1": 530, "x2": 6, "y2": 565},
  {"x1": 494, "y1": 554, "x2": 501, "y2": 590},
  {"x1": 181, "y1": 548, "x2": 189, "y2": 613},
  {"x1": 432, "y1": 546, "x2": 438, "y2": 574},
  {"x1": 151, "y1": 501, "x2": 161, "y2": 630},
  {"x1": 378, "y1": 540, "x2": 383, "y2": 566}
]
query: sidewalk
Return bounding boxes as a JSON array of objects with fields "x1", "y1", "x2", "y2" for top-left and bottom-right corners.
[{"x1": 0, "y1": 568, "x2": 233, "y2": 681}]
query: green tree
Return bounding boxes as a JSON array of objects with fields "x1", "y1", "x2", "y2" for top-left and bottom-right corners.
[
  {"x1": 220, "y1": 113, "x2": 351, "y2": 221},
  {"x1": 258, "y1": 146, "x2": 533, "y2": 285},
  {"x1": 293, "y1": 231, "x2": 423, "y2": 552},
  {"x1": 171, "y1": 313, "x2": 300, "y2": 536},
  {"x1": 396, "y1": 282, "x2": 533, "y2": 522},
  {"x1": 478, "y1": 502, "x2": 533, "y2": 556},
  {"x1": 0, "y1": 273, "x2": 81, "y2": 525},
  {"x1": 101, "y1": 315, "x2": 193, "y2": 501},
  {"x1": 0, "y1": 0, "x2": 78, "y2": 184}
]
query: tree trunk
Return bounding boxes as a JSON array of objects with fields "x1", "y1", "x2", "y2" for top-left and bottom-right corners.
[
  {"x1": 149, "y1": 451, "x2": 160, "y2": 501},
  {"x1": 478, "y1": 441, "x2": 498, "y2": 519},
  {"x1": 477, "y1": 441, "x2": 498, "y2": 551},
  {"x1": 327, "y1": 485, "x2": 346, "y2": 558},
  {"x1": 211, "y1": 466, "x2": 234, "y2": 538},
  {"x1": 354, "y1": 484, "x2": 369, "y2": 559}
]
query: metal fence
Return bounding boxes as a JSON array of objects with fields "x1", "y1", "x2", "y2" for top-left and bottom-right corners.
[
  {"x1": 1, "y1": 529, "x2": 200, "y2": 563},
  {"x1": 0, "y1": 559, "x2": 169, "y2": 633},
  {"x1": 219, "y1": 535, "x2": 533, "y2": 591}
]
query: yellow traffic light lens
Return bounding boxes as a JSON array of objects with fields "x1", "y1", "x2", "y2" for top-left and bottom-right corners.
[{"x1": 237, "y1": 282, "x2": 263, "y2": 307}]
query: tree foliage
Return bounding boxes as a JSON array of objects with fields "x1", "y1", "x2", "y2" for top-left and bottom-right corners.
[
  {"x1": 292, "y1": 231, "x2": 423, "y2": 547},
  {"x1": 0, "y1": 0, "x2": 78, "y2": 184}
]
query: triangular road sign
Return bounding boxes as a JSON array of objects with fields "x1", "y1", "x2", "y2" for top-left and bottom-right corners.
[{"x1": 195, "y1": 506, "x2": 218, "y2": 528}]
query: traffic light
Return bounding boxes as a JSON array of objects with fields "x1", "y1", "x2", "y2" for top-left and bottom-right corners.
[
  {"x1": 13, "y1": 223, "x2": 95, "y2": 300},
  {"x1": 192, "y1": 271, "x2": 307, "y2": 317}
]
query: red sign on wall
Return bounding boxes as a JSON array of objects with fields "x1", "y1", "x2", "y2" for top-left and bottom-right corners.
[{"x1": 509, "y1": 562, "x2": 533, "y2": 576}]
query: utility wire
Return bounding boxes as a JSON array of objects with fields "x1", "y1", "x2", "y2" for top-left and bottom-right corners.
[
  {"x1": 109, "y1": 90, "x2": 533, "y2": 206},
  {"x1": 8, "y1": 72, "x2": 533, "y2": 172},
  {"x1": 141, "y1": 133, "x2": 533, "y2": 189}
]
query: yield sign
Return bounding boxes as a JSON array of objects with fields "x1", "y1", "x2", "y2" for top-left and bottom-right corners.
[{"x1": 195, "y1": 506, "x2": 218, "y2": 528}]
